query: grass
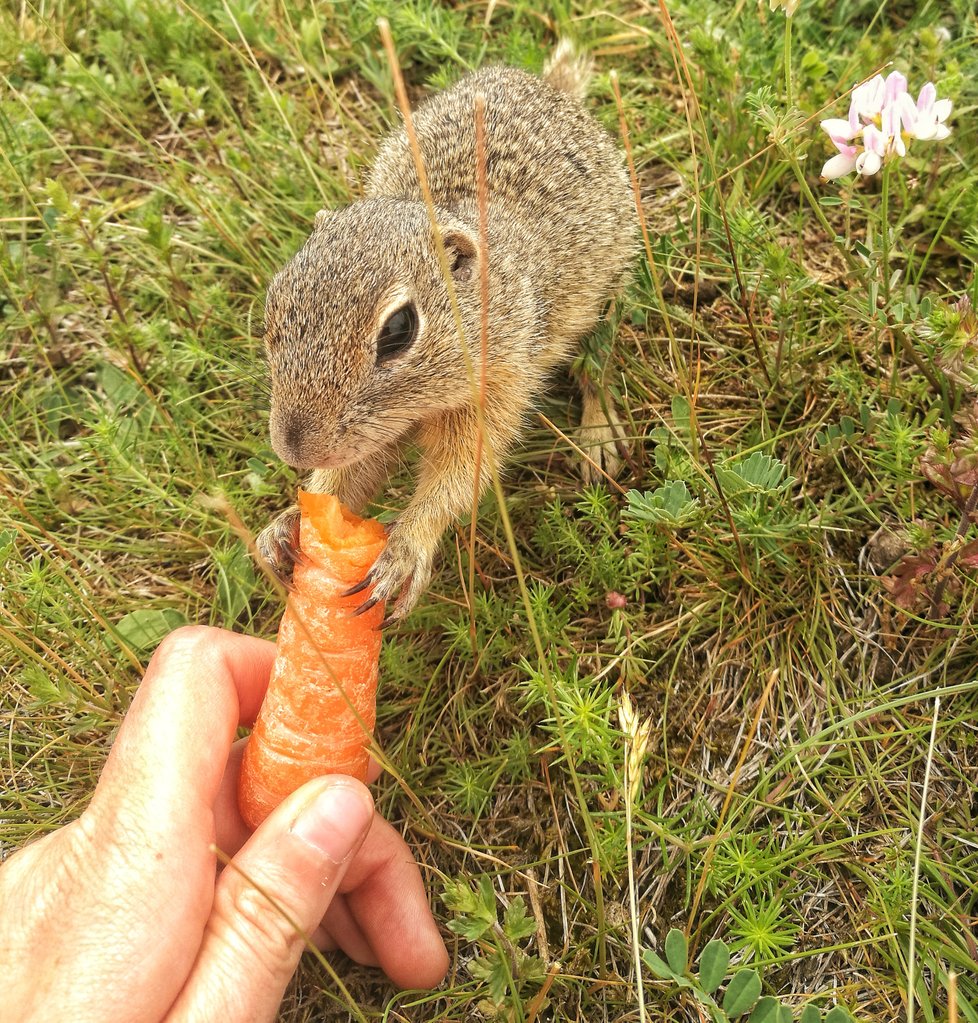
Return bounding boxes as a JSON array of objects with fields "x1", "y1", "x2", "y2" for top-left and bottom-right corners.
[{"x1": 2, "y1": 0, "x2": 977, "y2": 1020}]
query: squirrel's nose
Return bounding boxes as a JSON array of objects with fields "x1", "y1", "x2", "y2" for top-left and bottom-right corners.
[
  {"x1": 283, "y1": 418, "x2": 303, "y2": 458},
  {"x1": 270, "y1": 411, "x2": 307, "y2": 468},
  {"x1": 270, "y1": 409, "x2": 345, "y2": 470}
]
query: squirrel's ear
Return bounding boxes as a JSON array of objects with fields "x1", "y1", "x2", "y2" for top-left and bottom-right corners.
[
  {"x1": 440, "y1": 227, "x2": 478, "y2": 283},
  {"x1": 313, "y1": 209, "x2": 332, "y2": 229}
]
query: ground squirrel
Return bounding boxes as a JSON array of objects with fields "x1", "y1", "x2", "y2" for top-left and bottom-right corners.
[{"x1": 258, "y1": 43, "x2": 637, "y2": 619}]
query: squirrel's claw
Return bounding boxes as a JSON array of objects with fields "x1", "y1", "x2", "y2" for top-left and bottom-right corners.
[
  {"x1": 342, "y1": 574, "x2": 375, "y2": 598},
  {"x1": 352, "y1": 596, "x2": 380, "y2": 617},
  {"x1": 352, "y1": 522, "x2": 433, "y2": 622},
  {"x1": 256, "y1": 506, "x2": 305, "y2": 587}
]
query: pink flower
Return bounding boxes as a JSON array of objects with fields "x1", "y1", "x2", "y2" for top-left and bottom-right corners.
[
  {"x1": 820, "y1": 70, "x2": 952, "y2": 181},
  {"x1": 855, "y1": 124, "x2": 886, "y2": 176},
  {"x1": 882, "y1": 71, "x2": 908, "y2": 108},
  {"x1": 848, "y1": 74, "x2": 886, "y2": 134},
  {"x1": 820, "y1": 122, "x2": 859, "y2": 180},
  {"x1": 821, "y1": 118, "x2": 855, "y2": 143},
  {"x1": 881, "y1": 92, "x2": 917, "y2": 156},
  {"x1": 913, "y1": 82, "x2": 953, "y2": 141}
]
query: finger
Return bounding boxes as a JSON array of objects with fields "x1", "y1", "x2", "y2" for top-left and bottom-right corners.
[
  {"x1": 169, "y1": 776, "x2": 374, "y2": 1022},
  {"x1": 337, "y1": 814, "x2": 449, "y2": 989},
  {"x1": 213, "y1": 738, "x2": 252, "y2": 856},
  {"x1": 366, "y1": 753, "x2": 383, "y2": 784},
  {"x1": 315, "y1": 896, "x2": 379, "y2": 966},
  {"x1": 91, "y1": 627, "x2": 276, "y2": 850},
  {"x1": 213, "y1": 745, "x2": 383, "y2": 860}
]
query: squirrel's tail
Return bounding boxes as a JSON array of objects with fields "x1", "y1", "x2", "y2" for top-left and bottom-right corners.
[{"x1": 542, "y1": 38, "x2": 593, "y2": 102}]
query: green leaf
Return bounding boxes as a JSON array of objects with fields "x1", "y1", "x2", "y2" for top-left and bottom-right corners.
[
  {"x1": 825, "y1": 1008, "x2": 853, "y2": 1023},
  {"x1": 502, "y1": 897, "x2": 536, "y2": 942},
  {"x1": 20, "y1": 665, "x2": 66, "y2": 706},
  {"x1": 300, "y1": 15, "x2": 322, "y2": 53},
  {"x1": 521, "y1": 954, "x2": 547, "y2": 985},
  {"x1": 698, "y1": 938, "x2": 730, "y2": 993},
  {"x1": 779, "y1": 1006, "x2": 794, "y2": 1023},
  {"x1": 214, "y1": 543, "x2": 256, "y2": 623},
  {"x1": 44, "y1": 176, "x2": 76, "y2": 217},
  {"x1": 0, "y1": 527, "x2": 15, "y2": 565},
  {"x1": 749, "y1": 997, "x2": 782, "y2": 1023},
  {"x1": 723, "y1": 969, "x2": 762, "y2": 1018},
  {"x1": 444, "y1": 874, "x2": 498, "y2": 939},
  {"x1": 477, "y1": 874, "x2": 497, "y2": 920},
  {"x1": 665, "y1": 928, "x2": 688, "y2": 974},
  {"x1": 40, "y1": 384, "x2": 86, "y2": 438},
  {"x1": 441, "y1": 877, "x2": 479, "y2": 915},
  {"x1": 642, "y1": 948, "x2": 676, "y2": 979},
  {"x1": 623, "y1": 481, "x2": 699, "y2": 527},
  {"x1": 671, "y1": 394, "x2": 691, "y2": 434},
  {"x1": 98, "y1": 362, "x2": 146, "y2": 411},
  {"x1": 114, "y1": 608, "x2": 188, "y2": 654},
  {"x1": 447, "y1": 915, "x2": 494, "y2": 940},
  {"x1": 469, "y1": 951, "x2": 510, "y2": 1006},
  {"x1": 716, "y1": 451, "x2": 796, "y2": 497},
  {"x1": 799, "y1": 1004, "x2": 821, "y2": 1023}
]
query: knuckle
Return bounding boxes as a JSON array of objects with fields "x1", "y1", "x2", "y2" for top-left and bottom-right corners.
[
  {"x1": 213, "y1": 871, "x2": 305, "y2": 978},
  {"x1": 150, "y1": 624, "x2": 217, "y2": 665}
]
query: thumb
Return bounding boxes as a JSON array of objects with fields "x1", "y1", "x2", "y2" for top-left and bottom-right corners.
[{"x1": 168, "y1": 776, "x2": 374, "y2": 1022}]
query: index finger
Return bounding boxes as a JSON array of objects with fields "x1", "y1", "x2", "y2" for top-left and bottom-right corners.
[{"x1": 91, "y1": 626, "x2": 276, "y2": 847}]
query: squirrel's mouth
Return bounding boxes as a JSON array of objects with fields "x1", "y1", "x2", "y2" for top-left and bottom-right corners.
[
  {"x1": 275, "y1": 445, "x2": 361, "y2": 473},
  {"x1": 293, "y1": 453, "x2": 351, "y2": 471},
  {"x1": 269, "y1": 412, "x2": 362, "y2": 472}
]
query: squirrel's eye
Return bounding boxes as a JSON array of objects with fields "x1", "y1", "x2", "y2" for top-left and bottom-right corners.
[{"x1": 376, "y1": 303, "x2": 418, "y2": 364}]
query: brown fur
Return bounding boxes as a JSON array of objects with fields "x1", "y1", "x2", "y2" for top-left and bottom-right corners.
[{"x1": 259, "y1": 52, "x2": 637, "y2": 617}]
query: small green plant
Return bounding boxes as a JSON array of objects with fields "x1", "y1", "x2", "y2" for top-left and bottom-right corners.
[
  {"x1": 624, "y1": 479, "x2": 700, "y2": 527},
  {"x1": 715, "y1": 451, "x2": 796, "y2": 499},
  {"x1": 442, "y1": 875, "x2": 546, "y2": 1018},
  {"x1": 643, "y1": 928, "x2": 855, "y2": 1023}
]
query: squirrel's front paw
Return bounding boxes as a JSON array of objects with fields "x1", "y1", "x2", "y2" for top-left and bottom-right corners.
[
  {"x1": 579, "y1": 389, "x2": 627, "y2": 484},
  {"x1": 255, "y1": 505, "x2": 304, "y2": 585},
  {"x1": 346, "y1": 521, "x2": 435, "y2": 623}
]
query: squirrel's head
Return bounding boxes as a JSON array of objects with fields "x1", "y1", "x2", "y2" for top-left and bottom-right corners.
[{"x1": 263, "y1": 198, "x2": 482, "y2": 471}]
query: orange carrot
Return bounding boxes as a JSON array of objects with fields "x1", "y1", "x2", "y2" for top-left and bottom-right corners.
[{"x1": 238, "y1": 491, "x2": 386, "y2": 829}]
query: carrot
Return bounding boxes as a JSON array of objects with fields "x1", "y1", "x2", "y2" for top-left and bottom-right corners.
[{"x1": 238, "y1": 490, "x2": 386, "y2": 829}]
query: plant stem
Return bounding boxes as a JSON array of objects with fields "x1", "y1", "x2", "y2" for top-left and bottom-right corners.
[
  {"x1": 624, "y1": 749, "x2": 648, "y2": 1023},
  {"x1": 881, "y1": 160, "x2": 892, "y2": 307},
  {"x1": 786, "y1": 156, "x2": 860, "y2": 274},
  {"x1": 907, "y1": 695, "x2": 941, "y2": 1023},
  {"x1": 783, "y1": 15, "x2": 793, "y2": 108},
  {"x1": 881, "y1": 161, "x2": 897, "y2": 392}
]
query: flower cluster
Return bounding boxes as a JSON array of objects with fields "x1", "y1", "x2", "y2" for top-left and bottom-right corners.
[
  {"x1": 820, "y1": 70, "x2": 952, "y2": 180},
  {"x1": 769, "y1": 0, "x2": 801, "y2": 16}
]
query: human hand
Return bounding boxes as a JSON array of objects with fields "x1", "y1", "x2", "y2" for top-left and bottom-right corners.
[{"x1": 0, "y1": 626, "x2": 448, "y2": 1022}]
